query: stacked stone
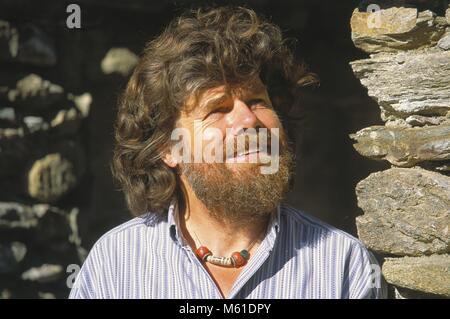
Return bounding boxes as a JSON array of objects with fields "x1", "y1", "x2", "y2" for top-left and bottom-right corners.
[
  {"x1": 0, "y1": 20, "x2": 90, "y2": 298},
  {"x1": 349, "y1": 6, "x2": 450, "y2": 298}
]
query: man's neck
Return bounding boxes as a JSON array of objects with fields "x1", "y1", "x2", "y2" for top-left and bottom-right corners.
[{"x1": 177, "y1": 182, "x2": 273, "y2": 258}]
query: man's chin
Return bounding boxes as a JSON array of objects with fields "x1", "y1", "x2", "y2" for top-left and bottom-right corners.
[{"x1": 179, "y1": 146, "x2": 292, "y2": 222}]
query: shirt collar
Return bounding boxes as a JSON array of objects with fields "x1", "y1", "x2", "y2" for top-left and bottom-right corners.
[
  {"x1": 263, "y1": 204, "x2": 280, "y2": 252},
  {"x1": 167, "y1": 198, "x2": 281, "y2": 251},
  {"x1": 167, "y1": 197, "x2": 186, "y2": 246}
]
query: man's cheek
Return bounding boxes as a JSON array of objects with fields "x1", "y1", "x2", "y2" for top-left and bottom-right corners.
[{"x1": 257, "y1": 110, "x2": 282, "y2": 129}]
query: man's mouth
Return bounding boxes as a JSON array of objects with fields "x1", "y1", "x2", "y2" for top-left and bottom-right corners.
[{"x1": 226, "y1": 149, "x2": 270, "y2": 163}]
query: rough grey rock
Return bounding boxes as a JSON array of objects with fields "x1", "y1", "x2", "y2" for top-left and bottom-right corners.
[
  {"x1": 0, "y1": 202, "x2": 79, "y2": 243},
  {"x1": 0, "y1": 107, "x2": 16, "y2": 125},
  {"x1": 37, "y1": 291, "x2": 56, "y2": 299},
  {"x1": 350, "y1": 8, "x2": 446, "y2": 53},
  {"x1": 438, "y1": 33, "x2": 450, "y2": 50},
  {"x1": 27, "y1": 153, "x2": 78, "y2": 202},
  {"x1": 21, "y1": 264, "x2": 63, "y2": 283},
  {"x1": 49, "y1": 93, "x2": 92, "y2": 135},
  {"x1": 70, "y1": 93, "x2": 91, "y2": 118},
  {"x1": 0, "y1": 289, "x2": 12, "y2": 299},
  {"x1": 0, "y1": 92, "x2": 90, "y2": 139},
  {"x1": 446, "y1": 8, "x2": 450, "y2": 25},
  {"x1": 405, "y1": 114, "x2": 449, "y2": 126},
  {"x1": 0, "y1": 202, "x2": 85, "y2": 261},
  {"x1": 350, "y1": 48, "x2": 450, "y2": 121},
  {"x1": 0, "y1": 201, "x2": 84, "y2": 298},
  {"x1": 23, "y1": 116, "x2": 49, "y2": 133},
  {"x1": 350, "y1": 123, "x2": 450, "y2": 167},
  {"x1": 0, "y1": 126, "x2": 23, "y2": 139},
  {"x1": 0, "y1": 126, "x2": 23, "y2": 137},
  {"x1": 6, "y1": 74, "x2": 64, "y2": 110},
  {"x1": 383, "y1": 254, "x2": 450, "y2": 297},
  {"x1": 0, "y1": 202, "x2": 38, "y2": 230},
  {"x1": 101, "y1": 47, "x2": 138, "y2": 76},
  {"x1": 356, "y1": 167, "x2": 450, "y2": 256},
  {"x1": 0, "y1": 93, "x2": 91, "y2": 178}
]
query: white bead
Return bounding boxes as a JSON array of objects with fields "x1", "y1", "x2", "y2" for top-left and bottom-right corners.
[{"x1": 206, "y1": 255, "x2": 233, "y2": 267}]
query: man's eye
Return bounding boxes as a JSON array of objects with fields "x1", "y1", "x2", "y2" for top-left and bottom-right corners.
[
  {"x1": 247, "y1": 99, "x2": 268, "y2": 108},
  {"x1": 207, "y1": 106, "x2": 230, "y2": 116},
  {"x1": 214, "y1": 106, "x2": 231, "y2": 113},
  {"x1": 205, "y1": 100, "x2": 268, "y2": 118}
]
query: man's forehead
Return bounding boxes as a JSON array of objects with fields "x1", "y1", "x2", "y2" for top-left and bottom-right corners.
[
  {"x1": 213, "y1": 77, "x2": 267, "y2": 96},
  {"x1": 184, "y1": 77, "x2": 267, "y2": 112}
]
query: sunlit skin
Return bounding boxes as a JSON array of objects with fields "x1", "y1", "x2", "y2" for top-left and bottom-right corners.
[
  {"x1": 163, "y1": 76, "x2": 284, "y2": 298},
  {"x1": 181, "y1": 77, "x2": 280, "y2": 167}
]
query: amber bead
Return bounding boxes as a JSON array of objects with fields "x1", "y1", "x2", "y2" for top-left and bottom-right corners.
[
  {"x1": 231, "y1": 251, "x2": 247, "y2": 267},
  {"x1": 195, "y1": 246, "x2": 212, "y2": 261}
]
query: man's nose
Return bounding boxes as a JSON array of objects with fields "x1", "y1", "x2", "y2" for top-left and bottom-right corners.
[{"x1": 225, "y1": 99, "x2": 260, "y2": 135}]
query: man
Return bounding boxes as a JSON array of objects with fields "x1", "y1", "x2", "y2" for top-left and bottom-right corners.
[{"x1": 69, "y1": 6, "x2": 386, "y2": 299}]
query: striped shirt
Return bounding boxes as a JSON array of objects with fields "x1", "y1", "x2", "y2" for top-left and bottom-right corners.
[{"x1": 69, "y1": 200, "x2": 387, "y2": 299}]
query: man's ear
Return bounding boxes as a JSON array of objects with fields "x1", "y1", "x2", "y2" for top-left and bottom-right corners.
[{"x1": 162, "y1": 151, "x2": 178, "y2": 168}]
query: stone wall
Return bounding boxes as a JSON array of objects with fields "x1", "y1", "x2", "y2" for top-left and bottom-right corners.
[
  {"x1": 0, "y1": 19, "x2": 92, "y2": 298},
  {"x1": 0, "y1": 4, "x2": 144, "y2": 296},
  {"x1": 349, "y1": 5, "x2": 450, "y2": 298}
]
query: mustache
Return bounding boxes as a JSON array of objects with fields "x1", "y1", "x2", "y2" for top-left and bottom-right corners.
[{"x1": 222, "y1": 128, "x2": 278, "y2": 159}]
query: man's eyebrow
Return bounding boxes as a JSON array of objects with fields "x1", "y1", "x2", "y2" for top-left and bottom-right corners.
[
  {"x1": 198, "y1": 82, "x2": 267, "y2": 113},
  {"x1": 200, "y1": 94, "x2": 230, "y2": 112}
]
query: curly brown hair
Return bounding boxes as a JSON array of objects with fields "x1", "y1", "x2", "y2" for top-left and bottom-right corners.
[{"x1": 111, "y1": 5, "x2": 318, "y2": 216}]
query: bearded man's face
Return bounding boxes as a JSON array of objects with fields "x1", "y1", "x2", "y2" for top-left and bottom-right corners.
[{"x1": 167, "y1": 76, "x2": 294, "y2": 222}]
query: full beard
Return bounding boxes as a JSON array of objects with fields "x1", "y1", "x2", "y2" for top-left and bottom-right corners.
[{"x1": 179, "y1": 139, "x2": 294, "y2": 224}]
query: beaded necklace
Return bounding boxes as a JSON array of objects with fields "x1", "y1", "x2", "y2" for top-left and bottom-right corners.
[{"x1": 192, "y1": 228, "x2": 265, "y2": 268}]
